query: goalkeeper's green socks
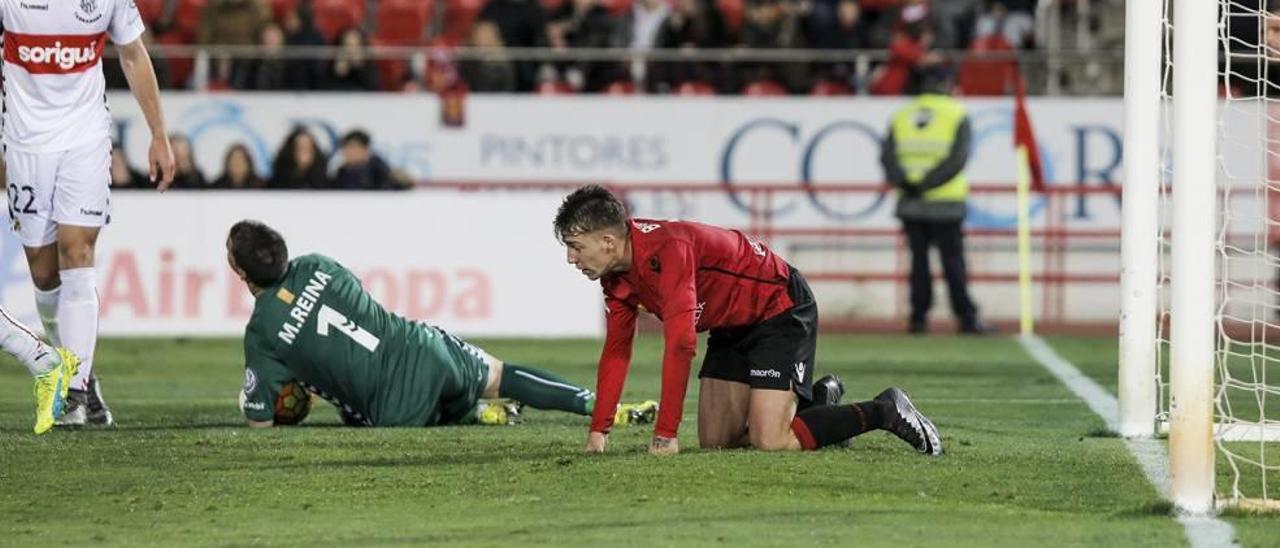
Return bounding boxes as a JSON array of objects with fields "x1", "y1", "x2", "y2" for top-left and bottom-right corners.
[{"x1": 498, "y1": 364, "x2": 594, "y2": 415}]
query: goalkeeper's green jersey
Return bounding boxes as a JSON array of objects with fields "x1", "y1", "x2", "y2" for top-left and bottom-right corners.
[{"x1": 239, "y1": 254, "x2": 490, "y2": 426}]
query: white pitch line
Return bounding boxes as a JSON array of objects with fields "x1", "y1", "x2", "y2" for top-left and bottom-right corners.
[{"x1": 1017, "y1": 335, "x2": 1238, "y2": 548}]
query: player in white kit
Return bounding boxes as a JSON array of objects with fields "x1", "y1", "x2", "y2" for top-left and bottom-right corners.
[{"x1": 1, "y1": 0, "x2": 175, "y2": 426}]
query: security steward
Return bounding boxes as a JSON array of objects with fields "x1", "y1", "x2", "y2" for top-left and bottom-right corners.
[{"x1": 879, "y1": 76, "x2": 990, "y2": 335}]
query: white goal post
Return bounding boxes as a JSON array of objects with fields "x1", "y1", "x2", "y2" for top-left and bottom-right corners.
[{"x1": 1121, "y1": 0, "x2": 1280, "y2": 514}]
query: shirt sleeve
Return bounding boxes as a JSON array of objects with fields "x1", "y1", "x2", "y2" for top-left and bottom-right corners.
[
  {"x1": 108, "y1": 0, "x2": 146, "y2": 45},
  {"x1": 240, "y1": 330, "x2": 293, "y2": 422},
  {"x1": 652, "y1": 241, "x2": 699, "y2": 438},
  {"x1": 590, "y1": 289, "x2": 638, "y2": 434}
]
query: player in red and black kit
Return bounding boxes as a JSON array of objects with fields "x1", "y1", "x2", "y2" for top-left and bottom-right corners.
[{"x1": 554, "y1": 185, "x2": 943, "y2": 455}]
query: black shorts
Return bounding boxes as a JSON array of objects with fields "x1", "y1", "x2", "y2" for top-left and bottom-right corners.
[{"x1": 698, "y1": 265, "x2": 817, "y2": 403}]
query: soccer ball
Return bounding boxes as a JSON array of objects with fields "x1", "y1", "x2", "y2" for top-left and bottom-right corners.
[{"x1": 274, "y1": 381, "x2": 313, "y2": 425}]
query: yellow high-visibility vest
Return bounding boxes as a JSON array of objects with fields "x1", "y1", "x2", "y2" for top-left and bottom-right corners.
[{"x1": 891, "y1": 94, "x2": 968, "y2": 202}]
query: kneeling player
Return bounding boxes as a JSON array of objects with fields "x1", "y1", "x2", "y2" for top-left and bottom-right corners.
[
  {"x1": 228, "y1": 220, "x2": 649, "y2": 427},
  {"x1": 554, "y1": 185, "x2": 943, "y2": 455}
]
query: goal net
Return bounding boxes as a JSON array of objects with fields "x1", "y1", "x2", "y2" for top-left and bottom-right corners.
[{"x1": 1149, "y1": 0, "x2": 1280, "y2": 511}]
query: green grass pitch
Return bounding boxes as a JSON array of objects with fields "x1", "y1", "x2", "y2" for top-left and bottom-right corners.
[{"x1": 0, "y1": 334, "x2": 1275, "y2": 546}]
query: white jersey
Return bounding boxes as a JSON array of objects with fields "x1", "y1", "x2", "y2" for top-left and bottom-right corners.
[{"x1": 0, "y1": 0, "x2": 144, "y2": 153}]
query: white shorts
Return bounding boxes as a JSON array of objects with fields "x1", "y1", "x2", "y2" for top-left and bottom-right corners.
[{"x1": 3, "y1": 137, "x2": 112, "y2": 247}]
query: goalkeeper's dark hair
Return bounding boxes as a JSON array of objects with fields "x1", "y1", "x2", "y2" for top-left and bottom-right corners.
[
  {"x1": 228, "y1": 220, "x2": 289, "y2": 287},
  {"x1": 553, "y1": 184, "x2": 628, "y2": 242}
]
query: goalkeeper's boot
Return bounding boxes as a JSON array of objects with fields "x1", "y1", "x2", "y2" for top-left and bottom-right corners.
[
  {"x1": 33, "y1": 347, "x2": 79, "y2": 435},
  {"x1": 477, "y1": 400, "x2": 524, "y2": 426},
  {"x1": 875, "y1": 387, "x2": 942, "y2": 456},
  {"x1": 83, "y1": 374, "x2": 114, "y2": 426},
  {"x1": 614, "y1": 401, "x2": 658, "y2": 426}
]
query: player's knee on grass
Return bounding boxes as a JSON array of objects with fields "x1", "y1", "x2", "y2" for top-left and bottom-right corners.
[
  {"x1": 747, "y1": 388, "x2": 801, "y2": 451},
  {"x1": 698, "y1": 378, "x2": 750, "y2": 449}
]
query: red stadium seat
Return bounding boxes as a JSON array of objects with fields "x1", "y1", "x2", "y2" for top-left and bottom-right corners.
[
  {"x1": 810, "y1": 80, "x2": 852, "y2": 96},
  {"x1": 171, "y1": 0, "x2": 208, "y2": 42},
  {"x1": 742, "y1": 80, "x2": 786, "y2": 96},
  {"x1": 605, "y1": 80, "x2": 637, "y2": 95},
  {"x1": 267, "y1": 0, "x2": 300, "y2": 22},
  {"x1": 676, "y1": 80, "x2": 715, "y2": 95},
  {"x1": 156, "y1": 30, "x2": 193, "y2": 88},
  {"x1": 717, "y1": 0, "x2": 743, "y2": 33},
  {"x1": 604, "y1": 0, "x2": 632, "y2": 17},
  {"x1": 442, "y1": 0, "x2": 486, "y2": 45},
  {"x1": 134, "y1": 0, "x2": 166, "y2": 25},
  {"x1": 956, "y1": 35, "x2": 1016, "y2": 96},
  {"x1": 312, "y1": 0, "x2": 366, "y2": 42},
  {"x1": 375, "y1": 0, "x2": 433, "y2": 45}
]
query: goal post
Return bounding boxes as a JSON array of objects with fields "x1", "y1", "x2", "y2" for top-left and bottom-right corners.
[
  {"x1": 1166, "y1": 0, "x2": 1219, "y2": 515},
  {"x1": 1123, "y1": 0, "x2": 1280, "y2": 514},
  {"x1": 1118, "y1": 0, "x2": 1162, "y2": 441}
]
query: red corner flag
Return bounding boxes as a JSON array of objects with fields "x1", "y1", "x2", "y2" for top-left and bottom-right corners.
[{"x1": 1013, "y1": 74, "x2": 1046, "y2": 192}]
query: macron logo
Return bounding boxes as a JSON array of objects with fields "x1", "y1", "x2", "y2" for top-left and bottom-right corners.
[
  {"x1": 635, "y1": 222, "x2": 661, "y2": 233},
  {"x1": 750, "y1": 368, "x2": 782, "y2": 379}
]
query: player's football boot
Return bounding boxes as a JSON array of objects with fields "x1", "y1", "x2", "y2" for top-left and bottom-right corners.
[
  {"x1": 812, "y1": 374, "x2": 852, "y2": 447},
  {"x1": 614, "y1": 400, "x2": 658, "y2": 426},
  {"x1": 32, "y1": 347, "x2": 79, "y2": 435},
  {"x1": 56, "y1": 390, "x2": 89, "y2": 426},
  {"x1": 874, "y1": 387, "x2": 942, "y2": 456},
  {"x1": 84, "y1": 374, "x2": 114, "y2": 426},
  {"x1": 812, "y1": 374, "x2": 845, "y2": 406},
  {"x1": 477, "y1": 400, "x2": 524, "y2": 425}
]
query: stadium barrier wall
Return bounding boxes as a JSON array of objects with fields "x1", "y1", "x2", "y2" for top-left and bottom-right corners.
[{"x1": 0, "y1": 193, "x2": 604, "y2": 337}]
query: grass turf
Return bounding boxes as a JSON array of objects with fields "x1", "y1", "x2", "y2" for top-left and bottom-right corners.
[{"x1": 0, "y1": 334, "x2": 1258, "y2": 546}]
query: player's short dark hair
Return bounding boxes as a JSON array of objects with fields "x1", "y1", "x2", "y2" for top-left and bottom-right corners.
[
  {"x1": 228, "y1": 220, "x2": 289, "y2": 287},
  {"x1": 553, "y1": 184, "x2": 628, "y2": 242},
  {"x1": 341, "y1": 129, "x2": 371, "y2": 148}
]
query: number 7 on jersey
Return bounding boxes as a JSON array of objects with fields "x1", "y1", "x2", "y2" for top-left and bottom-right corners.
[{"x1": 317, "y1": 305, "x2": 381, "y2": 352}]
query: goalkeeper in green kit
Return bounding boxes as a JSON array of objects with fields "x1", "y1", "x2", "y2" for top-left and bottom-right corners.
[{"x1": 228, "y1": 220, "x2": 655, "y2": 428}]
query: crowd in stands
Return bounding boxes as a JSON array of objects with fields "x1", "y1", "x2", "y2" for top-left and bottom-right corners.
[
  {"x1": 107, "y1": 0, "x2": 1038, "y2": 95},
  {"x1": 112, "y1": 128, "x2": 409, "y2": 191}
]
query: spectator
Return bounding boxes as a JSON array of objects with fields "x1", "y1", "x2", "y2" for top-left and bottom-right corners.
[
  {"x1": 333, "y1": 130, "x2": 404, "y2": 190},
  {"x1": 973, "y1": 0, "x2": 1035, "y2": 49},
  {"x1": 322, "y1": 28, "x2": 380, "y2": 91},
  {"x1": 740, "y1": 0, "x2": 808, "y2": 93},
  {"x1": 868, "y1": 13, "x2": 945, "y2": 95},
  {"x1": 169, "y1": 134, "x2": 210, "y2": 189},
  {"x1": 651, "y1": 0, "x2": 727, "y2": 92},
  {"x1": 460, "y1": 22, "x2": 518, "y2": 93},
  {"x1": 805, "y1": 0, "x2": 868, "y2": 88},
  {"x1": 547, "y1": 0, "x2": 618, "y2": 92},
  {"x1": 197, "y1": 0, "x2": 272, "y2": 85},
  {"x1": 110, "y1": 143, "x2": 148, "y2": 189},
  {"x1": 231, "y1": 23, "x2": 290, "y2": 90},
  {"x1": 478, "y1": 0, "x2": 550, "y2": 91},
  {"x1": 282, "y1": 2, "x2": 328, "y2": 90},
  {"x1": 931, "y1": 0, "x2": 983, "y2": 49},
  {"x1": 270, "y1": 127, "x2": 331, "y2": 189},
  {"x1": 212, "y1": 144, "x2": 267, "y2": 189},
  {"x1": 616, "y1": 0, "x2": 672, "y2": 86},
  {"x1": 808, "y1": 0, "x2": 867, "y2": 49}
]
